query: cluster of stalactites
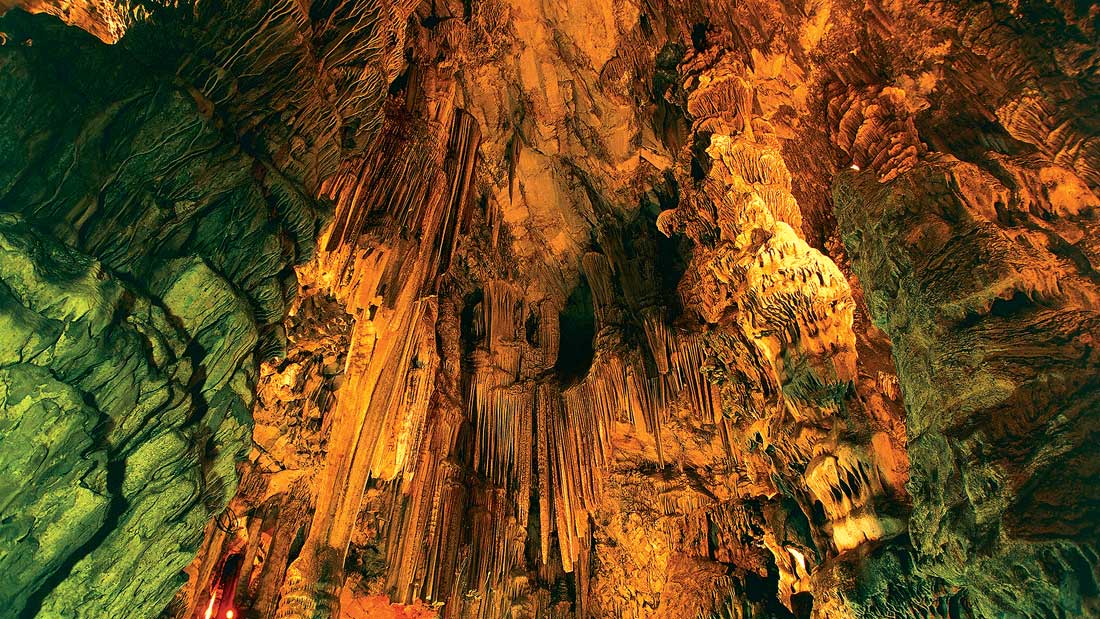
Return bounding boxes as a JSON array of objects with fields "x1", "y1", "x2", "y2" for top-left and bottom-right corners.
[
  {"x1": 383, "y1": 279, "x2": 559, "y2": 616},
  {"x1": 270, "y1": 107, "x2": 481, "y2": 619},
  {"x1": 310, "y1": 109, "x2": 479, "y2": 483},
  {"x1": 559, "y1": 331, "x2": 723, "y2": 466},
  {"x1": 468, "y1": 283, "x2": 532, "y2": 494},
  {"x1": 386, "y1": 248, "x2": 731, "y2": 618},
  {"x1": 357, "y1": 94, "x2": 802, "y2": 609},
  {"x1": 385, "y1": 406, "x2": 467, "y2": 606},
  {"x1": 657, "y1": 60, "x2": 858, "y2": 385},
  {"x1": 550, "y1": 246, "x2": 732, "y2": 580},
  {"x1": 657, "y1": 51, "x2": 910, "y2": 578}
]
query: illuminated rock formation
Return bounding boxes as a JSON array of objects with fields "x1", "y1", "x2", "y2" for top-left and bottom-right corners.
[
  {"x1": 2, "y1": 0, "x2": 1098, "y2": 618},
  {"x1": 0, "y1": 1, "x2": 407, "y2": 616}
]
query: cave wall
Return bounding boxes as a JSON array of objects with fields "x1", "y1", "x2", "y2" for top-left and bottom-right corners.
[
  {"x1": 0, "y1": 1, "x2": 407, "y2": 615},
  {"x1": 835, "y1": 155, "x2": 1100, "y2": 617},
  {"x1": 2, "y1": 0, "x2": 1099, "y2": 618}
]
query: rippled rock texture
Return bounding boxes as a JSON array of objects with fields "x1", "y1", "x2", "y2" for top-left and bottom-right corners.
[
  {"x1": 2, "y1": 0, "x2": 1099, "y2": 618},
  {"x1": 0, "y1": 1, "x2": 406, "y2": 616}
]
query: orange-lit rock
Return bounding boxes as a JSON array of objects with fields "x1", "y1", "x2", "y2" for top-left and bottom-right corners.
[{"x1": 4, "y1": 0, "x2": 1099, "y2": 618}]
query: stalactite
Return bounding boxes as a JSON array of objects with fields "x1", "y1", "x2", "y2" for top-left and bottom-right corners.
[
  {"x1": 667, "y1": 333, "x2": 722, "y2": 425},
  {"x1": 271, "y1": 98, "x2": 481, "y2": 617},
  {"x1": 535, "y1": 299, "x2": 562, "y2": 368},
  {"x1": 516, "y1": 390, "x2": 533, "y2": 529},
  {"x1": 581, "y1": 252, "x2": 618, "y2": 329},
  {"x1": 368, "y1": 299, "x2": 440, "y2": 480},
  {"x1": 384, "y1": 402, "x2": 466, "y2": 605},
  {"x1": 28, "y1": 0, "x2": 1097, "y2": 616},
  {"x1": 536, "y1": 381, "x2": 556, "y2": 566},
  {"x1": 232, "y1": 514, "x2": 265, "y2": 608},
  {"x1": 252, "y1": 489, "x2": 312, "y2": 619},
  {"x1": 640, "y1": 306, "x2": 671, "y2": 375},
  {"x1": 439, "y1": 111, "x2": 482, "y2": 275}
]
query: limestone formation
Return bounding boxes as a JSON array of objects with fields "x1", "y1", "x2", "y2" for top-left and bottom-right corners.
[{"x1": 1, "y1": 0, "x2": 1098, "y2": 618}]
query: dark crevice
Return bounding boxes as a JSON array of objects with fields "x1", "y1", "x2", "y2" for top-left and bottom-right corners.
[
  {"x1": 790, "y1": 592, "x2": 813, "y2": 619},
  {"x1": 524, "y1": 309, "x2": 540, "y2": 347},
  {"x1": 691, "y1": 22, "x2": 709, "y2": 52},
  {"x1": 555, "y1": 275, "x2": 596, "y2": 385},
  {"x1": 18, "y1": 456, "x2": 130, "y2": 619},
  {"x1": 690, "y1": 130, "x2": 714, "y2": 181},
  {"x1": 460, "y1": 288, "x2": 485, "y2": 357}
]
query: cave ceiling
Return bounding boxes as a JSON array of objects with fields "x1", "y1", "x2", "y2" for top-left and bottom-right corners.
[{"x1": 0, "y1": 0, "x2": 1098, "y2": 618}]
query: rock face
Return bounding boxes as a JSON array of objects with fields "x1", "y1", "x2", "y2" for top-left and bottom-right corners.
[
  {"x1": 0, "y1": 1, "x2": 407, "y2": 616},
  {"x1": 1, "y1": 0, "x2": 1099, "y2": 618},
  {"x1": 835, "y1": 157, "x2": 1100, "y2": 617}
]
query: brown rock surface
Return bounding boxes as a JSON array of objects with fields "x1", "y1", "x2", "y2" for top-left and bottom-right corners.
[{"x1": 2, "y1": 0, "x2": 1099, "y2": 618}]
